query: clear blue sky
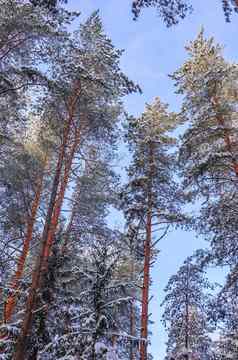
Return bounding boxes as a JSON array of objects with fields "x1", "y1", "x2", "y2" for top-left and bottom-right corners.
[{"x1": 66, "y1": 1, "x2": 237, "y2": 358}]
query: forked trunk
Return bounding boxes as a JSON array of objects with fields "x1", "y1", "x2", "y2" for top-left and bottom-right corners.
[{"x1": 42, "y1": 125, "x2": 81, "y2": 271}]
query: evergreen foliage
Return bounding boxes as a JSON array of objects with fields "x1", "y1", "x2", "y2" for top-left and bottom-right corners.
[
  {"x1": 0, "y1": 1, "x2": 237, "y2": 360},
  {"x1": 162, "y1": 259, "x2": 213, "y2": 360},
  {"x1": 132, "y1": 0, "x2": 238, "y2": 23}
]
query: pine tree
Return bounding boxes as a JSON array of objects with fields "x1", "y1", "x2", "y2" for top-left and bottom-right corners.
[
  {"x1": 32, "y1": 146, "x2": 135, "y2": 359},
  {"x1": 172, "y1": 30, "x2": 238, "y2": 268},
  {"x1": 0, "y1": 0, "x2": 75, "y2": 141},
  {"x1": 0, "y1": 113, "x2": 58, "y2": 358},
  {"x1": 162, "y1": 258, "x2": 213, "y2": 360},
  {"x1": 123, "y1": 97, "x2": 183, "y2": 360},
  {"x1": 171, "y1": 29, "x2": 238, "y2": 359},
  {"x1": 0, "y1": 0, "x2": 76, "y2": 330},
  {"x1": 11, "y1": 12, "x2": 139, "y2": 359},
  {"x1": 120, "y1": 226, "x2": 142, "y2": 360}
]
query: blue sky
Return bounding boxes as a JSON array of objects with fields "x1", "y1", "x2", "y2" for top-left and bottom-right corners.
[{"x1": 66, "y1": 1, "x2": 237, "y2": 358}]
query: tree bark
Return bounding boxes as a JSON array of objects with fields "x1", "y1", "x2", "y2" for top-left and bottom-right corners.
[
  {"x1": 185, "y1": 261, "x2": 190, "y2": 359},
  {"x1": 130, "y1": 301, "x2": 136, "y2": 360},
  {"x1": 130, "y1": 237, "x2": 136, "y2": 360},
  {"x1": 3, "y1": 160, "x2": 46, "y2": 323},
  {"x1": 42, "y1": 125, "x2": 81, "y2": 270},
  {"x1": 13, "y1": 82, "x2": 81, "y2": 360},
  {"x1": 212, "y1": 96, "x2": 238, "y2": 177},
  {"x1": 140, "y1": 142, "x2": 154, "y2": 360}
]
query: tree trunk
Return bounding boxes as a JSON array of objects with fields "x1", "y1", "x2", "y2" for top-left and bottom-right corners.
[
  {"x1": 3, "y1": 160, "x2": 46, "y2": 323},
  {"x1": 212, "y1": 96, "x2": 238, "y2": 177},
  {"x1": 185, "y1": 262, "x2": 190, "y2": 358},
  {"x1": 130, "y1": 301, "x2": 136, "y2": 360},
  {"x1": 140, "y1": 142, "x2": 154, "y2": 360},
  {"x1": 24, "y1": 126, "x2": 81, "y2": 357},
  {"x1": 130, "y1": 238, "x2": 136, "y2": 360},
  {"x1": 42, "y1": 125, "x2": 81, "y2": 270},
  {"x1": 13, "y1": 83, "x2": 81, "y2": 360}
]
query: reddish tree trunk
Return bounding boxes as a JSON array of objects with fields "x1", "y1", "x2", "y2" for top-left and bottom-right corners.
[
  {"x1": 218, "y1": 115, "x2": 238, "y2": 176},
  {"x1": 42, "y1": 126, "x2": 81, "y2": 269},
  {"x1": 140, "y1": 207, "x2": 152, "y2": 360},
  {"x1": 140, "y1": 142, "x2": 154, "y2": 360},
  {"x1": 212, "y1": 96, "x2": 238, "y2": 177},
  {"x1": 3, "y1": 168, "x2": 45, "y2": 323},
  {"x1": 13, "y1": 83, "x2": 81, "y2": 360},
  {"x1": 130, "y1": 238, "x2": 136, "y2": 360}
]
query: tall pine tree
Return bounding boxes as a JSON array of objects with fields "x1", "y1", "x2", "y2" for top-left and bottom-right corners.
[{"x1": 123, "y1": 97, "x2": 183, "y2": 360}]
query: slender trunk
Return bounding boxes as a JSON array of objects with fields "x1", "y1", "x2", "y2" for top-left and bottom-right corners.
[
  {"x1": 184, "y1": 261, "x2": 190, "y2": 360},
  {"x1": 140, "y1": 207, "x2": 152, "y2": 360},
  {"x1": 185, "y1": 297, "x2": 189, "y2": 352},
  {"x1": 140, "y1": 142, "x2": 154, "y2": 360},
  {"x1": 185, "y1": 270, "x2": 189, "y2": 355},
  {"x1": 42, "y1": 126, "x2": 81, "y2": 271},
  {"x1": 130, "y1": 301, "x2": 136, "y2": 360},
  {"x1": 26, "y1": 128, "x2": 81, "y2": 357},
  {"x1": 13, "y1": 83, "x2": 81, "y2": 360},
  {"x1": 212, "y1": 96, "x2": 238, "y2": 177},
  {"x1": 91, "y1": 320, "x2": 98, "y2": 360},
  {"x1": 111, "y1": 334, "x2": 118, "y2": 359},
  {"x1": 130, "y1": 239, "x2": 135, "y2": 360},
  {"x1": 3, "y1": 161, "x2": 46, "y2": 323}
]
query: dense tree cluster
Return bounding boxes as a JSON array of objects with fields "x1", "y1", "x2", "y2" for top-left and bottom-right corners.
[{"x1": 0, "y1": 1, "x2": 237, "y2": 360}]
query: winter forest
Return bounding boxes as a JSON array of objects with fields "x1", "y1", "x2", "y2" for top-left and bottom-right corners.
[{"x1": 0, "y1": 0, "x2": 238, "y2": 359}]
